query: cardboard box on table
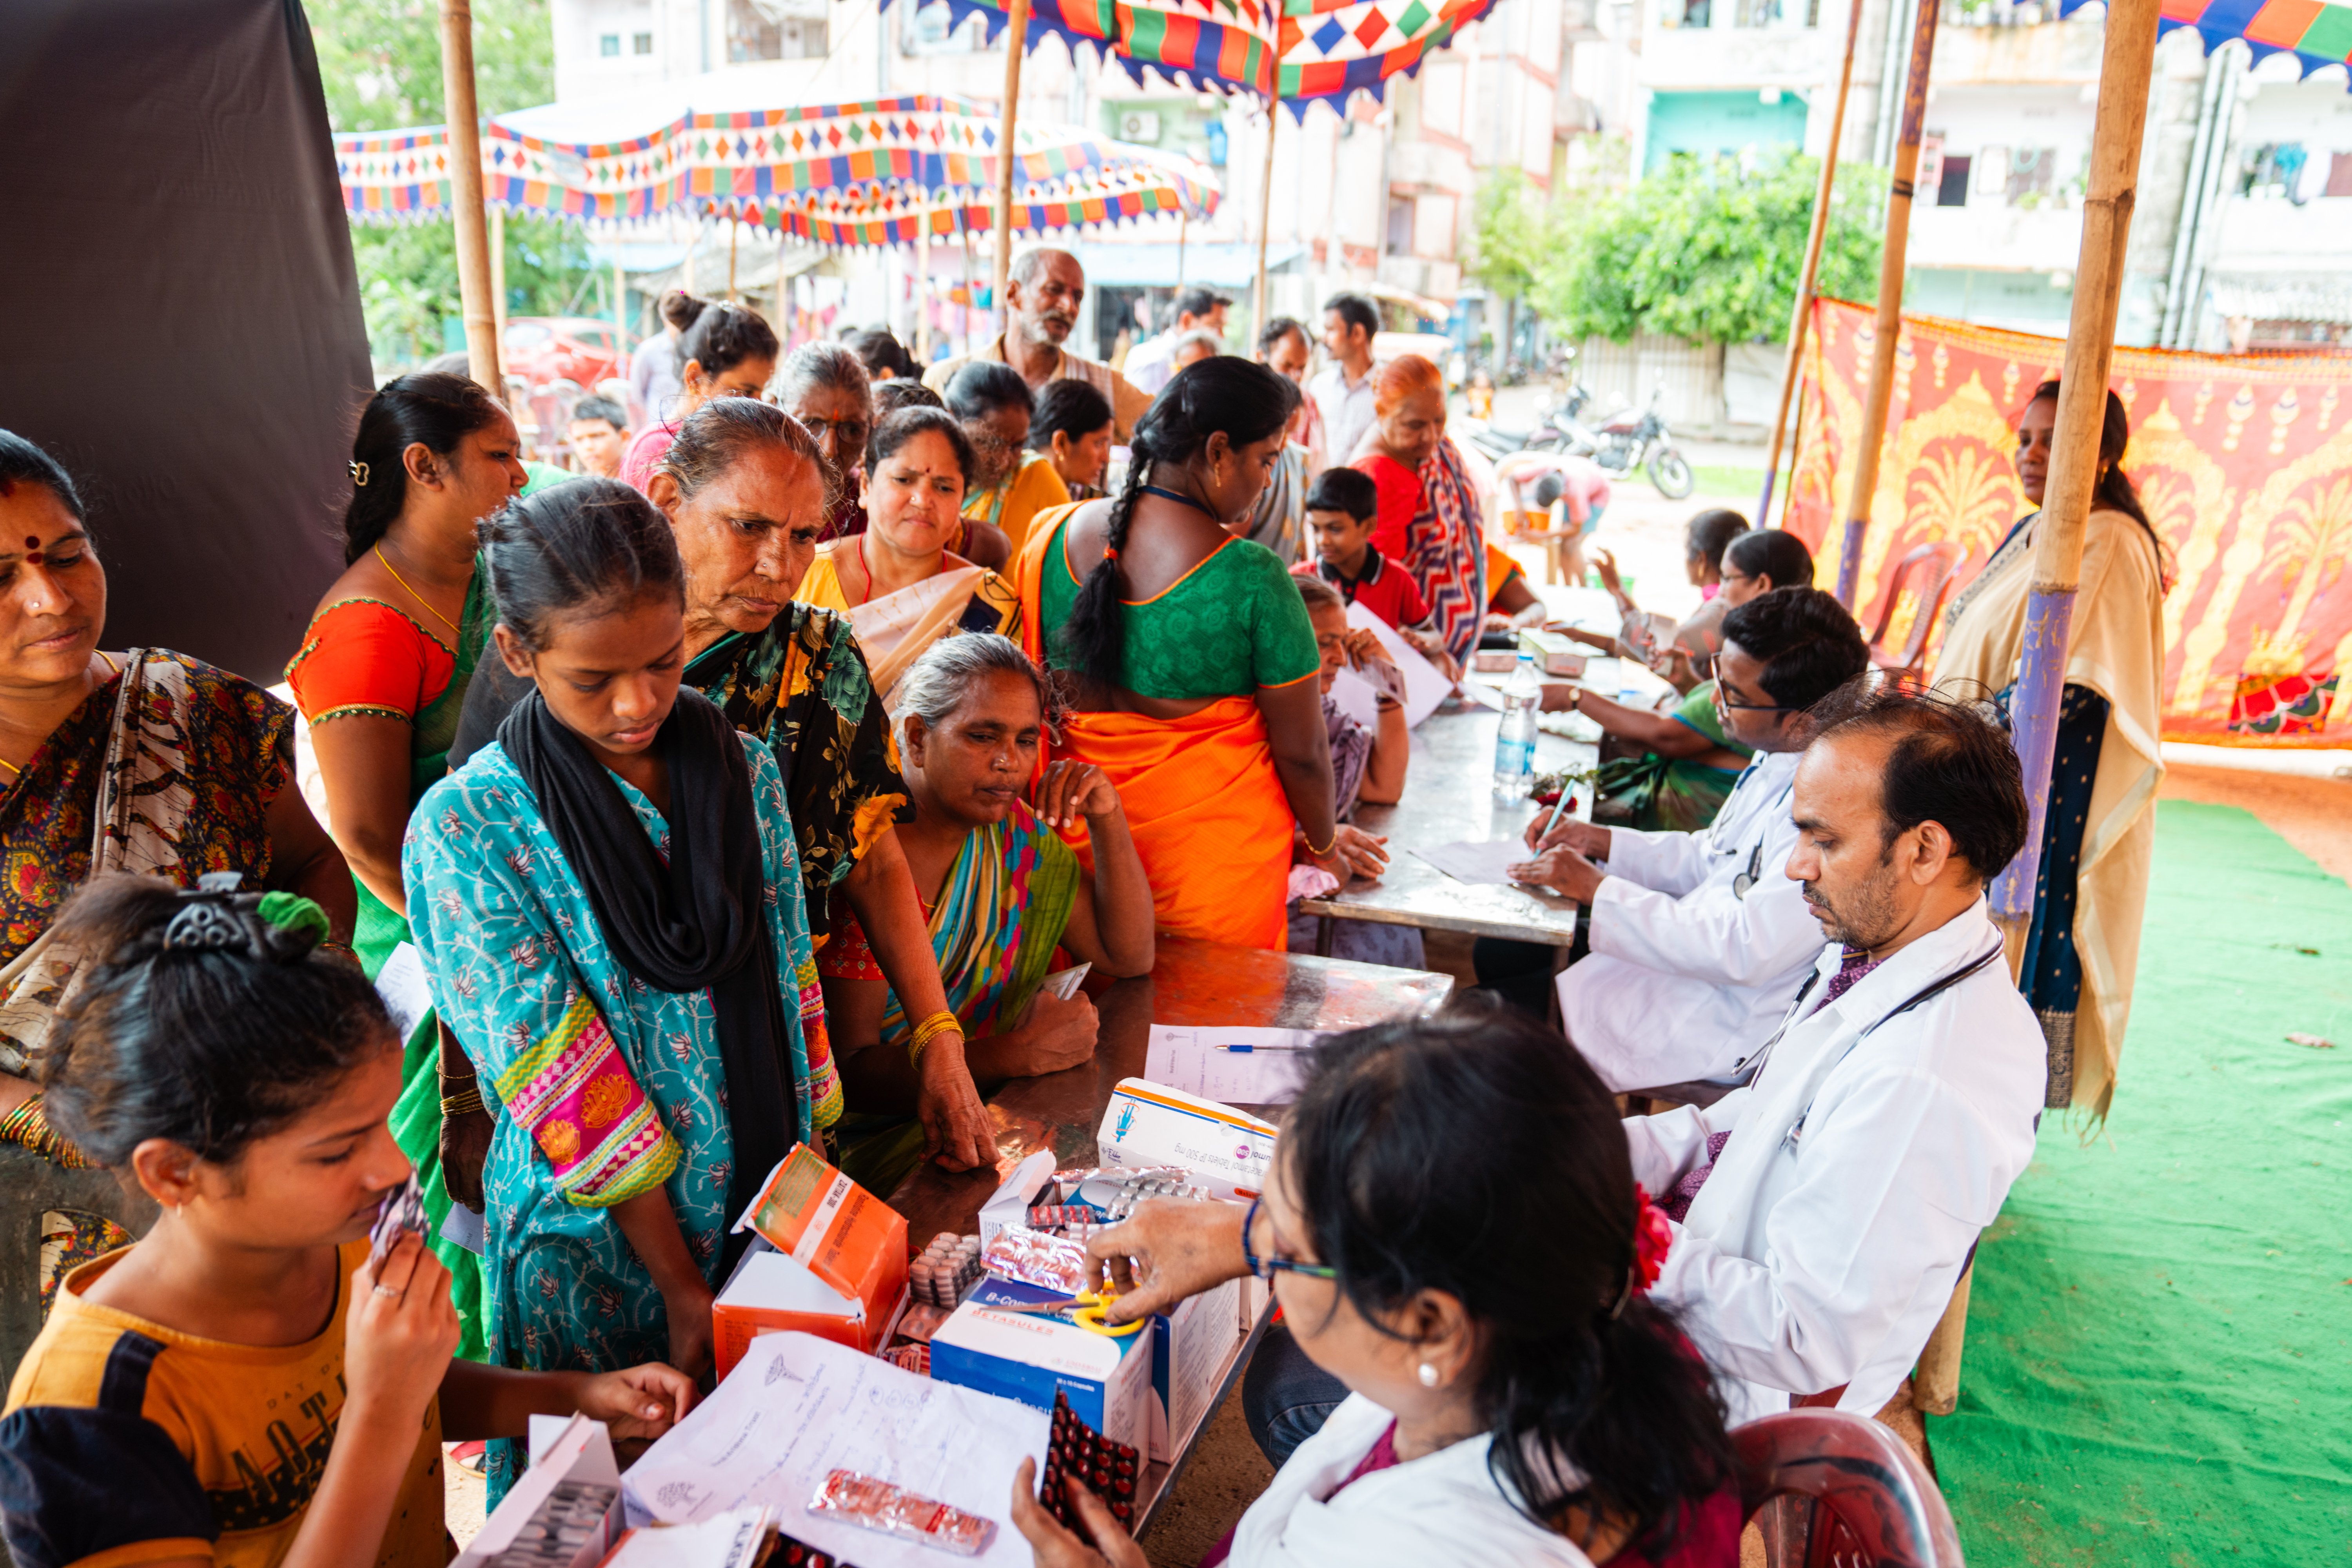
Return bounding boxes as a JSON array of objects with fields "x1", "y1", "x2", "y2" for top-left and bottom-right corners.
[
  {"x1": 930, "y1": 1278, "x2": 1156, "y2": 1453},
  {"x1": 714, "y1": 1143, "x2": 909, "y2": 1379}
]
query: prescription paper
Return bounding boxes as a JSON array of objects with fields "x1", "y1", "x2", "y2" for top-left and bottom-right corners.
[
  {"x1": 1143, "y1": 1025, "x2": 1320, "y2": 1104},
  {"x1": 1411, "y1": 839, "x2": 1540, "y2": 887},
  {"x1": 620, "y1": 1332, "x2": 1048, "y2": 1568},
  {"x1": 1344, "y1": 602, "x2": 1452, "y2": 727}
]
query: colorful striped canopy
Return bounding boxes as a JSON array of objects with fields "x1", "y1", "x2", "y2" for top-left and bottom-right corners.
[
  {"x1": 902, "y1": 0, "x2": 1500, "y2": 114},
  {"x1": 335, "y1": 92, "x2": 1219, "y2": 242},
  {"x1": 2060, "y1": 0, "x2": 2352, "y2": 83}
]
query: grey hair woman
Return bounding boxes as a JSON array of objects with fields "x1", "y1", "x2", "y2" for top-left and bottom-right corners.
[
  {"x1": 777, "y1": 342, "x2": 874, "y2": 541},
  {"x1": 814, "y1": 632, "x2": 1155, "y2": 1195}
]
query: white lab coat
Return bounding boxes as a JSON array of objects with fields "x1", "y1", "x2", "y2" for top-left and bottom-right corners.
[
  {"x1": 1560, "y1": 750, "x2": 1821, "y2": 1092},
  {"x1": 1226, "y1": 1394, "x2": 1594, "y2": 1568},
  {"x1": 1624, "y1": 897, "x2": 2043, "y2": 1425}
]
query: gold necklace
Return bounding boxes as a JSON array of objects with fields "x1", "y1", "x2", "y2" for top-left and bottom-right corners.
[
  {"x1": 0, "y1": 652, "x2": 120, "y2": 777},
  {"x1": 374, "y1": 544, "x2": 462, "y2": 638}
]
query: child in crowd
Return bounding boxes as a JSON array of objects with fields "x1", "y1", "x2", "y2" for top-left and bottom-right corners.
[
  {"x1": 0, "y1": 877, "x2": 692, "y2": 1568},
  {"x1": 1292, "y1": 470, "x2": 1460, "y2": 679},
  {"x1": 1286, "y1": 575, "x2": 1418, "y2": 968},
  {"x1": 565, "y1": 395, "x2": 630, "y2": 479}
]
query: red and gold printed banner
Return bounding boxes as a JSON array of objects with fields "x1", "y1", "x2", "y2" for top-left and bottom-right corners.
[{"x1": 1786, "y1": 298, "x2": 2352, "y2": 746}]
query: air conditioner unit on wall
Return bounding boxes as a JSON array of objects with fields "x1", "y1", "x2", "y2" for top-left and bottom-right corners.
[{"x1": 1118, "y1": 111, "x2": 1161, "y2": 142}]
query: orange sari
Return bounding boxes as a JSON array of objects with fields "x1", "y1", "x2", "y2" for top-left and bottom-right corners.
[{"x1": 1016, "y1": 508, "x2": 1296, "y2": 950}]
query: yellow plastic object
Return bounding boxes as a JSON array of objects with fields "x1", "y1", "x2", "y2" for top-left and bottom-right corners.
[{"x1": 1070, "y1": 1287, "x2": 1144, "y2": 1338}]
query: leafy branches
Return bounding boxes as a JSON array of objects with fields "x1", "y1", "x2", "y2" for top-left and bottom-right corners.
[{"x1": 1530, "y1": 151, "x2": 1885, "y2": 346}]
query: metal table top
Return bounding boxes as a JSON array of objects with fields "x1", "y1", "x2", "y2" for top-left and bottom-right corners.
[
  {"x1": 1296, "y1": 699, "x2": 1601, "y2": 947},
  {"x1": 883, "y1": 934, "x2": 1452, "y2": 1533}
]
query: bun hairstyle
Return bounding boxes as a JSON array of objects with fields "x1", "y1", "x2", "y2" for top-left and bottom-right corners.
[
  {"x1": 0, "y1": 430, "x2": 85, "y2": 523},
  {"x1": 1056, "y1": 358, "x2": 1300, "y2": 685},
  {"x1": 41, "y1": 876, "x2": 393, "y2": 1170},
  {"x1": 1724, "y1": 527, "x2": 1815, "y2": 591},
  {"x1": 1683, "y1": 508, "x2": 1749, "y2": 575},
  {"x1": 674, "y1": 298, "x2": 780, "y2": 384},
  {"x1": 479, "y1": 478, "x2": 685, "y2": 653},
  {"x1": 661, "y1": 289, "x2": 707, "y2": 333},
  {"x1": 1281, "y1": 1002, "x2": 1736, "y2": 1557},
  {"x1": 344, "y1": 372, "x2": 506, "y2": 564}
]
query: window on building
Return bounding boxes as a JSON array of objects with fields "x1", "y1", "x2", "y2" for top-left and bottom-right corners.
[
  {"x1": 632, "y1": 31, "x2": 654, "y2": 53},
  {"x1": 2002, "y1": 145, "x2": 2056, "y2": 207},
  {"x1": 599, "y1": 32, "x2": 620, "y2": 55},
  {"x1": 729, "y1": 0, "x2": 827, "y2": 61},
  {"x1": 1678, "y1": 0, "x2": 1711, "y2": 23},
  {"x1": 1386, "y1": 196, "x2": 1415, "y2": 257},
  {"x1": 1937, "y1": 154, "x2": 1972, "y2": 206},
  {"x1": 1734, "y1": 0, "x2": 1781, "y2": 26},
  {"x1": 2238, "y1": 143, "x2": 2314, "y2": 201}
]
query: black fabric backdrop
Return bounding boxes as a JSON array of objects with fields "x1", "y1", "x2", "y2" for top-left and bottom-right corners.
[{"x1": 0, "y1": 0, "x2": 368, "y2": 682}]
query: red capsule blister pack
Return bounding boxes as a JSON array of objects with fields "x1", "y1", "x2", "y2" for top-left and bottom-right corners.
[
  {"x1": 1039, "y1": 1391, "x2": 1140, "y2": 1532},
  {"x1": 806, "y1": 1469, "x2": 998, "y2": 1557}
]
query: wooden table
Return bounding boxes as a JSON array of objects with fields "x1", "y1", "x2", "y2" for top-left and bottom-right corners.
[
  {"x1": 1296, "y1": 699, "x2": 1602, "y2": 951},
  {"x1": 885, "y1": 934, "x2": 1452, "y2": 1534}
]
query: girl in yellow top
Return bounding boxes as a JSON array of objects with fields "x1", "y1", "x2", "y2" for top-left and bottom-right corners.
[
  {"x1": 0, "y1": 878, "x2": 692, "y2": 1568},
  {"x1": 797, "y1": 407, "x2": 1019, "y2": 713},
  {"x1": 946, "y1": 361, "x2": 1070, "y2": 562}
]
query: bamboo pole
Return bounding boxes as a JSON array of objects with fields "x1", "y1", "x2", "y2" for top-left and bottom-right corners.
[
  {"x1": 613, "y1": 259, "x2": 629, "y2": 355},
  {"x1": 916, "y1": 188, "x2": 933, "y2": 363},
  {"x1": 1831, "y1": 0, "x2": 1939, "y2": 606},
  {"x1": 489, "y1": 206, "x2": 508, "y2": 361},
  {"x1": 728, "y1": 216, "x2": 740, "y2": 301},
  {"x1": 991, "y1": 0, "x2": 1033, "y2": 336},
  {"x1": 1987, "y1": 0, "x2": 2162, "y2": 1044},
  {"x1": 1756, "y1": 0, "x2": 1865, "y2": 530},
  {"x1": 439, "y1": 0, "x2": 499, "y2": 390},
  {"x1": 1253, "y1": 110, "x2": 1279, "y2": 340},
  {"x1": 1175, "y1": 208, "x2": 1187, "y2": 292}
]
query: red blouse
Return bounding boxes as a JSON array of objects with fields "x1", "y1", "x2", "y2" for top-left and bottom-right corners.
[{"x1": 283, "y1": 601, "x2": 456, "y2": 724}]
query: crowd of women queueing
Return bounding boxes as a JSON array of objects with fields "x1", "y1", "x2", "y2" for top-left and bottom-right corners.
[{"x1": 0, "y1": 263, "x2": 2166, "y2": 1568}]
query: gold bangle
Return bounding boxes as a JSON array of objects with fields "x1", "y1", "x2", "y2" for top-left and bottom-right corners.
[
  {"x1": 441, "y1": 1088, "x2": 485, "y2": 1118},
  {"x1": 1303, "y1": 826, "x2": 1338, "y2": 857},
  {"x1": 907, "y1": 1010, "x2": 964, "y2": 1067}
]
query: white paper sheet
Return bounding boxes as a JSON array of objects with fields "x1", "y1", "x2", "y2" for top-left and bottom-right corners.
[
  {"x1": 1343, "y1": 602, "x2": 1452, "y2": 727},
  {"x1": 1456, "y1": 675, "x2": 1507, "y2": 711},
  {"x1": 1037, "y1": 963, "x2": 1091, "y2": 1001},
  {"x1": 1410, "y1": 839, "x2": 1540, "y2": 887},
  {"x1": 1327, "y1": 667, "x2": 1381, "y2": 736},
  {"x1": 620, "y1": 1332, "x2": 1049, "y2": 1568},
  {"x1": 373, "y1": 943, "x2": 432, "y2": 1043},
  {"x1": 1143, "y1": 1025, "x2": 1319, "y2": 1105}
]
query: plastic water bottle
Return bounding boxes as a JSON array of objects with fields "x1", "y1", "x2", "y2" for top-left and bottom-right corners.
[{"x1": 1492, "y1": 652, "x2": 1543, "y2": 798}]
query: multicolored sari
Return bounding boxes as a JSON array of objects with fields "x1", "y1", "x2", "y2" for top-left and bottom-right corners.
[
  {"x1": 1016, "y1": 511, "x2": 1303, "y2": 951},
  {"x1": 796, "y1": 546, "x2": 1020, "y2": 715},
  {"x1": 404, "y1": 732, "x2": 829, "y2": 1504},
  {"x1": 1592, "y1": 681, "x2": 1752, "y2": 835},
  {"x1": 1356, "y1": 439, "x2": 1486, "y2": 669}
]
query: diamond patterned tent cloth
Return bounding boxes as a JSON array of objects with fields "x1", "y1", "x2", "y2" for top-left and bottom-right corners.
[
  {"x1": 2058, "y1": 0, "x2": 2352, "y2": 84},
  {"x1": 901, "y1": 0, "x2": 1500, "y2": 114},
  {"x1": 336, "y1": 91, "x2": 1219, "y2": 242}
]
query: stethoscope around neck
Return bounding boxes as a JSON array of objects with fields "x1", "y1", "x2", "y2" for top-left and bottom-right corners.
[{"x1": 1712, "y1": 760, "x2": 1797, "y2": 900}]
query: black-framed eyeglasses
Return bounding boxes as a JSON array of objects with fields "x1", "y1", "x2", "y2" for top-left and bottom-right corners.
[
  {"x1": 799, "y1": 415, "x2": 870, "y2": 445},
  {"x1": 1240, "y1": 1197, "x2": 1338, "y2": 1282},
  {"x1": 1713, "y1": 682, "x2": 1798, "y2": 713}
]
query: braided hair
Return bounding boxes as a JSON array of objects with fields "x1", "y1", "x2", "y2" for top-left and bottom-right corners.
[
  {"x1": 1056, "y1": 358, "x2": 1299, "y2": 685},
  {"x1": 40, "y1": 876, "x2": 392, "y2": 1169}
]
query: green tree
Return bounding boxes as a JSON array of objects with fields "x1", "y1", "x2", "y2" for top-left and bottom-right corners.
[
  {"x1": 309, "y1": 0, "x2": 594, "y2": 367},
  {"x1": 1530, "y1": 150, "x2": 1885, "y2": 346},
  {"x1": 1465, "y1": 170, "x2": 1547, "y2": 302}
]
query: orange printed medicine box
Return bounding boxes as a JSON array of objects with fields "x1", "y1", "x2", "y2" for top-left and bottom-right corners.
[{"x1": 715, "y1": 1143, "x2": 909, "y2": 1377}]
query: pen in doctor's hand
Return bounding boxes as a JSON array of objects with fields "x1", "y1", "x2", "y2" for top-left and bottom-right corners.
[{"x1": 1217, "y1": 1044, "x2": 1309, "y2": 1053}]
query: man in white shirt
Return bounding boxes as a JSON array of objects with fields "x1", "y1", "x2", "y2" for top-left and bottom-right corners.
[
  {"x1": 1626, "y1": 680, "x2": 2045, "y2": 1424},
  {"x1": 1506, "y1": 588, "x2": 1871, "y2": 1093},
  {"x1": 924, "y1": 248, "x2": 1152, "y2": 439},
  {"x1": 1308, "y1": 292, "x2": 1379, "y2": 469},
  {"x1": 1123, "y1": 286, "x2": 1231, "y2": 395}
]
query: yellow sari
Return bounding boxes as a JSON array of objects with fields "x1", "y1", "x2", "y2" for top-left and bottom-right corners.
[{"x1": 797, "y1": 541, "x2": 1020, "y2": 713}]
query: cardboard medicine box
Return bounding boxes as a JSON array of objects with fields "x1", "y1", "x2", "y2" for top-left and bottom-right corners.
[
  {"x1": 929, "y1": 1278, "x2": 1155, "y2": 1453},
  {"x1": 717, "y1": 1143, "x2": 909, "y2": 1376}
]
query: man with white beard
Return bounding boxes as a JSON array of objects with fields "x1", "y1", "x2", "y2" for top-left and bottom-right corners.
[{"x1": 924, "y1": 248, "x2": 1152, "y2": 441}]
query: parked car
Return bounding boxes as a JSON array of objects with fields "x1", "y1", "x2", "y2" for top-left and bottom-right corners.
[
  {"x1": 1361, "y1": 283, "x2": 1459, "y2": 386},
  {"x1": 501, "y1": 316, "x2": 626, "y2": 391}
]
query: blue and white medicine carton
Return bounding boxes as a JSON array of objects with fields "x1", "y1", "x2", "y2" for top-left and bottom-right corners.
[
  {"x1": 1095, "y1": 1078, "x2": 1278, "y2": 1201},
  {"x1": 928, "y1": 1278, "x2": 1155, "y2": 1452}
]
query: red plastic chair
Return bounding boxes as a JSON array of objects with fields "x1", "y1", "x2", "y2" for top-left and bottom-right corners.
[
  {"x1": 1866, "y1": 543, "x2": 1967, "y2": 676},
  {"x1": 1736, "y1": 1408, "x2": 1964, "y2": 1567}
]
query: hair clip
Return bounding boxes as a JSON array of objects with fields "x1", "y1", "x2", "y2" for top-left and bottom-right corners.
[
  {"x1": 162, "y1": 900, "x2": 247, "y2": 953},
  {"x1": 349, "y1": 461, "x2": 370, "y2": 486}
]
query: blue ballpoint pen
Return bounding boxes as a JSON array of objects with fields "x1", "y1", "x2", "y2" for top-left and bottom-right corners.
[{"x1": 1216, "y1": 1044, "x2": 1308, "y2": 1052}]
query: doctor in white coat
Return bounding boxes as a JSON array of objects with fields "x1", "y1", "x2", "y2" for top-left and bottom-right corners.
[
  {"x1": 1511, "y1": 584, "x2": 1869, "y2": 1093},
  {"x1": 1626, "y1": 679, "x2": 2046, "y2": 1425}
]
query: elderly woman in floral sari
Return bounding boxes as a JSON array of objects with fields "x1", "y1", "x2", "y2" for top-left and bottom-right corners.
[
  {"x1": 0, "y1": 431, "x2": 352, "y2": 1327},
  {"x1": 1351, "y1": 355, "x2": 1486, "y2": 669},
  {"x1": 818, "y1": 634, "x2": 1154, "y2": 1191},
  {"x1": 408, "y1": 480, "x2": 818, "y2": 1505}
]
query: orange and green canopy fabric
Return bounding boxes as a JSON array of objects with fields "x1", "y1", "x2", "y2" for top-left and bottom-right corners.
[{"x1": 2061, "y1": 0, "x2": 2352, "y2": 83}]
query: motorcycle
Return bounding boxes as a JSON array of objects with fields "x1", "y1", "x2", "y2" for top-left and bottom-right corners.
[
  {"x1": 1462, "y1": 377, "x2": 1594, "y2": 462},
  {"x1": 1579, "y1": 386, "x2": 1695, "y2": 500}
]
